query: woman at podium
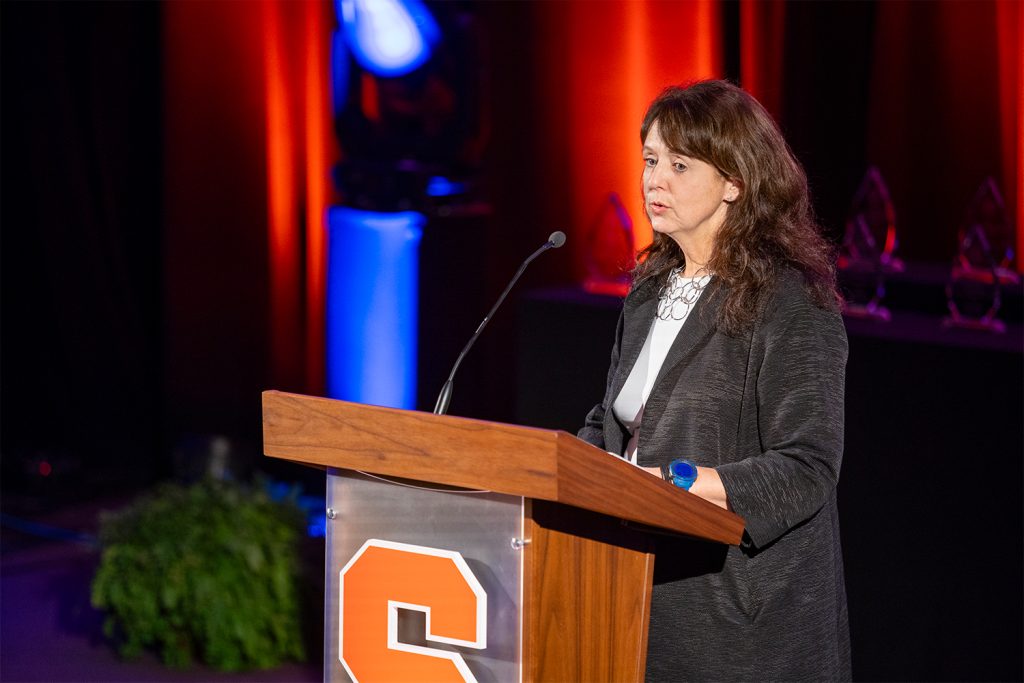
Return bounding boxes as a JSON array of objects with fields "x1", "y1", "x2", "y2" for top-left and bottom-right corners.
[{"x1": 578, "y1": 80, "x2": 850, "y2": 681}]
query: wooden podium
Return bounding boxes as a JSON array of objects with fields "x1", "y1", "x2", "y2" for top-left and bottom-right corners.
[{"x1": 263, "y1": 391, "x2": 743, "y2": 682}]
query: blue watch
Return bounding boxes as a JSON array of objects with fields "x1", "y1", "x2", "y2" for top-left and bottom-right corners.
[{"x1": 664, "y1": 459, "x2": 698, "y2": 490}]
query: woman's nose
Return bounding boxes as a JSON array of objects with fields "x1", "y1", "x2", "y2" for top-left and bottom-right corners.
[{"x1": 647, "y1": 160, "x2": 667, "y2": 189}]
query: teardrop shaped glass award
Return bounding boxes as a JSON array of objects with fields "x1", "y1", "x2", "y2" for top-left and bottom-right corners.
[
  {"x1": 838, "y1": 167, "x2": 903, "y2": 321},
  {"x1": 583, "y1": 192, "x2": 635, "y2": 297},
  {"x1": 944, "y1": 178, "x2": 1018, "y2": 333}
]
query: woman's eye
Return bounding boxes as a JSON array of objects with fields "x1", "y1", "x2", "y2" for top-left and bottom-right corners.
[
  {"x1": 644, "y1": 157, "x2": 656, "y2": 167},
  {"x1": 673, "y1": 162, "x2": 687, "y2": 172}
]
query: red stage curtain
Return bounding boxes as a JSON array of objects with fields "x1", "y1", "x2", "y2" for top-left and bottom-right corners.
[
  {"x1": 996, "y1": 0, "x2": 1022, "y2": 270},
  {"x1": 532, "y1": 0, "x2": 723, "y2": 264},
  {"x1": 740, "y1": 0, "x2": 786, "y2": 122},
  {"x1": 262, "y1": 0, "x2": 337, "y2": 394},
  {"x1": 867, "y1": 0, "x2": 1016, "y2": 264},
  {"x1": 164, "y1": 0, "x2": 336, "y2": 402}
]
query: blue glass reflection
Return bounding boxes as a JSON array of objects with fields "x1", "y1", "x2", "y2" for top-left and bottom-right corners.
[{"x1": 425, "y1": 175, "x2": 465, "y2": 198}]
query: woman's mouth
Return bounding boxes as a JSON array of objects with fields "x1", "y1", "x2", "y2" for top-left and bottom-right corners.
[{"x1": 648, "y1": 201, "x2": 667, "y2": 215}]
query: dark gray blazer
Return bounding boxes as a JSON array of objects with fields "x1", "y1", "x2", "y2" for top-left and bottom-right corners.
[{"x1": 579, "y1": 270, "x2": 851, "y2": 682}]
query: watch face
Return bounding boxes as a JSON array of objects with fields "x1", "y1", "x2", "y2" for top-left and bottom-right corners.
[
  {"x1": 669, "y1": 459, "x2": 698, "y2": 489},
  {"x1": 669, "y1": 460, "x2": 697, "y2": 480}
]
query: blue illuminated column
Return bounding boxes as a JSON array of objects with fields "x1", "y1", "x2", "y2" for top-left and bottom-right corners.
[{"x1": 326, "y1": 207, "x2": 424, "y2": 409}]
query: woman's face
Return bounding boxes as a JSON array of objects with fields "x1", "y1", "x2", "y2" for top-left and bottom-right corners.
[{"x1": 642, "y1": 120, "x2": 737, "y2": 249}]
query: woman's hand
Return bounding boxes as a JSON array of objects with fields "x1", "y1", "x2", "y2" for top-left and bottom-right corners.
[{"x1": 642, "y1": 465, "x2": 730, "y2": 510}]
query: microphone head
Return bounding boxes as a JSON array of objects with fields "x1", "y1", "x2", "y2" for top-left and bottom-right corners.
[{"x1": 547, "y1": 231, "x2": 567, "y2": 248}]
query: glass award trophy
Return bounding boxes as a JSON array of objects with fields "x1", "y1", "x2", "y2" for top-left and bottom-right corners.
[
  {"x1": 944, "y1": 178, "x2": 1019, "y2": 333},
  {"x1": 583, "y1": 192, "x2": 635, "y2": 297},
  {"x1": 838, "y1": 167, "x2": 904, "y2": 321}
]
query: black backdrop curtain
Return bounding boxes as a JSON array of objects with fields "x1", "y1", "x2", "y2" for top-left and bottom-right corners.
[
  {"x1": 750, "y1": 0, "x2": 1016, "y2": 264},
  {"x1": 1, "y1": 2, "x2": 164, "y2": 498}
]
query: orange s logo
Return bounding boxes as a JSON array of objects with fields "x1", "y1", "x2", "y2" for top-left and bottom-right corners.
[{"x1": 339, "y1": 539, "x2": 487, "y2": 683}]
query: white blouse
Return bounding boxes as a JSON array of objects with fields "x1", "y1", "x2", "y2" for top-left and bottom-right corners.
[{"x1": 612, "y1": 273, "x2": 711, "y2": 463}]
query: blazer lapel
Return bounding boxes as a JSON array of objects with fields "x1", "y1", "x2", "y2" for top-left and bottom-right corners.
[
  {"x1": 607, "y1": 279, "x2": 659, "y2": 407},
  {"x1": 636, "y1": 278, "x2": 726, "y2": 453}
]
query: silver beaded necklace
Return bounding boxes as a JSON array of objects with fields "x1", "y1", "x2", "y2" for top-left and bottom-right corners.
[{"x1": 656, "y1": 267, "x2": 711, "y2": 321}]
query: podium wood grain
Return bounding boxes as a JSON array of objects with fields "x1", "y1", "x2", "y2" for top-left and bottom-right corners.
[
  {"x1": 523, "y1": 500, "x2": 654, "y2": 683},
  {"x1": 262, "y1": 391, "x2": 743, "y2": 545}
]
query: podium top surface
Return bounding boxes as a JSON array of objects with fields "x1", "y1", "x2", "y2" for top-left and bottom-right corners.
[{"x1": 262, "y1": 391, "x2": 744, "y2": 545}]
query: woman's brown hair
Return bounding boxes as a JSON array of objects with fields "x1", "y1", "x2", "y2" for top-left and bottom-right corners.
[{"x1": 633, "y1": 80, "x2": 841, "y2": 334}]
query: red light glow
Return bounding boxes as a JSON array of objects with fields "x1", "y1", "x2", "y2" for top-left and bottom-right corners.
[
  {"x1": 740, "y1": 0, "x2": 786, "y2": 121},
  {"x1": 539, "y1": 0, "x2": 723, "y2": 261},
  {"x1": 303, "y1": 0, "x2": 332, "y2": 393},
  {"x1": 995, "y1": 0, "x2": 1022, "y2": 271},
  {"x1": 263, "y1": 0, "x2": 336, "y2": 393}
]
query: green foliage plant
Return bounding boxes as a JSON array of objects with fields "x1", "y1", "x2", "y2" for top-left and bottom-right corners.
[{"x1": 91, "y1": 478, "x2": 308, "y2": 670}]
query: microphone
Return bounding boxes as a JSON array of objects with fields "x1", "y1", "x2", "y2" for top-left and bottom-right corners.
[{"x1": 433, "y1": 231, "x2": 566, "y2": 415}]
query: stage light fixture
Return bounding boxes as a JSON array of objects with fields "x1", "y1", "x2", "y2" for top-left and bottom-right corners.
[{"x1": 337, "y1": 0, "x2": 439, "y2": 78}]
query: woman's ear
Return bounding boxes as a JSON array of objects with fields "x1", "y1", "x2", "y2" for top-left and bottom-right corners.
[{"x1": 724, "y1": 178, "x2": 741, "y2": 203}]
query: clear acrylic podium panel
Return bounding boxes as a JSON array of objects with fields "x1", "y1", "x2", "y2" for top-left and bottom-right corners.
[{"x1": 325, "y1": 469, "x2": 523, "y2": 683}]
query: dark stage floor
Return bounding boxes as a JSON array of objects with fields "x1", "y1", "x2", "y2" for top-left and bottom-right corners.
[{"x1": 0, "y1": 499, "x2": 320, "y2": 683}]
